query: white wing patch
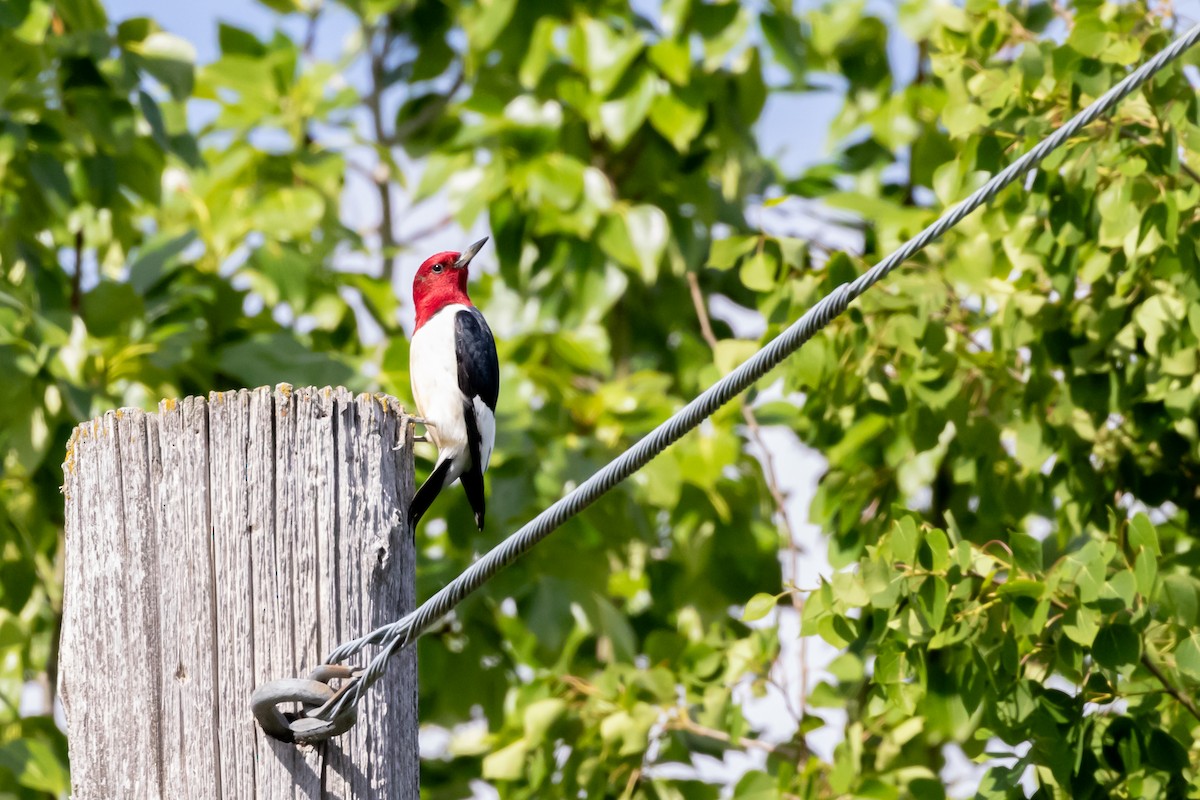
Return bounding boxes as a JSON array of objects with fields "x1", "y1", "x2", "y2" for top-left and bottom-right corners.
[{"x1": 474, "y1": 397, "x2": 495, "y2": 472}]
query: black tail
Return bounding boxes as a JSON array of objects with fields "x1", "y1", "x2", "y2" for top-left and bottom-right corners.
[
  {"x1": 460, "y1": 461, "x2": 486, "y2": 531},
  {"x1": 409, "y1": 458, "x2": 454, "y2": 534}
]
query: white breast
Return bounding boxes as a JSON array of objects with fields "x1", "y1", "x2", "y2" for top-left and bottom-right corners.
[{"x1": 411, "y1": 305, "x2": 471, "y2": 476}]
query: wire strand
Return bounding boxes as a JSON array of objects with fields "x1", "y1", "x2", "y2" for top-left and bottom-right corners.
[{"x1": 309, "y1": 21, "x2": 1200, "y2": 725}]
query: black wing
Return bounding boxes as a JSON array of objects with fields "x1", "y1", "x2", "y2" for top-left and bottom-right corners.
[
  {"x1": 409, "y1": 458, "x2": 454, "y2": 532},
  {"x1": 455, "y1": 307, "x2": 497, "y2": 531},
  {"x1": 454, "y1": 307, "x2": 499, "y2": 411}
]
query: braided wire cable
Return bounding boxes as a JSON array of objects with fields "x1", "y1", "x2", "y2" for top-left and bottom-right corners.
[{"x1": 311, "y1": 21, "x2": 1200, "y2": 725}]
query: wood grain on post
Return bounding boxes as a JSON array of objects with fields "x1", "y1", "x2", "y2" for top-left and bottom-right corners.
[{"x1": 59, "y1": 385, "x2": 418, "y2": 799}]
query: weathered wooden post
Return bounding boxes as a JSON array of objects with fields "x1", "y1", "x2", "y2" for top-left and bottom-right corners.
[{"x1": 59, "y1": 385, "x2": 418, "y2": 799}]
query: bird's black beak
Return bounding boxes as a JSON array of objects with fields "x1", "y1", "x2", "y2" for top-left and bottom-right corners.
[{"x1": 454, "y1": 237, "x2": 488, "y2": 269}]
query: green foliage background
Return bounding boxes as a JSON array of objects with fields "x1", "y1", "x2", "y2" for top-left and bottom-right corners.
[{"x1": 1, "y1": 0, "x2": 1200, "y2": 796}]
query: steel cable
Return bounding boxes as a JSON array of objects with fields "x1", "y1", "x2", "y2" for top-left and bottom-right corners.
[{"x1": 297, "y1": 21, "x2": 1200, "y2": 730}]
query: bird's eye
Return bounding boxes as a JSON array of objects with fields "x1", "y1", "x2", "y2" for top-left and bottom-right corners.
[{"x1": 432, "y1": 264, "x2": 444, "y2": 274}]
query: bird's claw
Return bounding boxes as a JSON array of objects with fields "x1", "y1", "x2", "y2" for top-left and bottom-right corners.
[{"x1": 397, "y1": 416, "x2": 437, "y2": 449}]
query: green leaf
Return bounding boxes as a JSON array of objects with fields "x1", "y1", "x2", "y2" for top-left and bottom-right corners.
[
  {"x1": 1009, "y1": 531, "x2": 1042, "y2": 573},
  {"x1": 13, "y1": 0, "x2": 52, "y2": 44},
  {"x1": 648, "y1": 38, "x2": 691, "y2": 85},
  {"x1": 481, "y1": 738, "x2": 528, "y2": 781},
  {"x1": 465, "y1": 0, "x2": 516, "y2": 50},
  {"x1": 56, "y1": 0, "x2": 106, "y2": 30},
  {"x1": 129, "y1": 231, "x2": 199, "y2": 292},
  {"x1": 132, "y1": 32, "x2": 197, "y2": 100},
  {"x1": 916, "y1": 576, "x2": 948, "y2": 631},
  {"x1": 597, "y1": 68, "x2": 659, "y2": 147},
  {"x1": 522, "y1": 698, "x2": 567, "y2": 743},
  {"x1": 255, "y1": 0, "x2": 302, "y2": 11},
  {"x1": 612, "y1": 204, "x2": 668, "y2": 282},
  {"x1": 1062, "y1": 603, "x2": 1099, "y2": 647},
  {"x1": 741, "y1": 592, "x2": 777, "y2": 622},
  {"x1": 1161, "y1": 574, "x2": 1198, "y2": 626},
  {"x1": 598, "y1": 705, "x2": 656, "y2": 756},
  {"x1": 760, "y1": 10, "x2": 805, "y2": 80},
  {"x1": 1128, "y1": 513, "x2": 1160, "y2": 555},
  {"x1": 1134, "y1": 548, "x2": 1156, "y2": 597},
  {"x1": 253, "y1": 188, "x2": 326, "y2": 240},
  {"x1": 578, "y1": 17, "x2": 643, "y2": 96},
  {"x1": 0, "y1": 740, "x2": 69, "y2": 795},
  {"x1": 588, "y1": 592, "x2": 637, "y2": 662},
  {"x1": 648, "y1": 87, "x2": 706, "y2": 152},
  {"x1": 1068, "y1": 542, "x2": 1107, "y2": 604},
  {"x1": 713, "y1": 340, "x2": 758, "y2": 375},
  {"x1": 29, "y1": 152, "x2": 72, "y2": 207},
  {"x1": 996, "y1": 579, "x2": 1044, "y2": 598},
  {"x1": 864, "y1": 566, "x2": 902, "y2": 610},
  {"x1": 827, "y1": 653, "x2": 864, "y2": 682},
  {"x1": 733, "y1": 770, "x2": 778, "y2": 800},
  {"x1": 825, "y1": 414, "x2": 887, "y2": 465},
  {"x1": 83, "y1": 281, "x2": 144, "y2": 338},
  {"x1": 892, "y1": 517, "x2": 919, "y2": 564},
  {"x1": 1176, "y1": 633, "x2": 1200, "y2": 683},
  {"x1": 525, "y1": 155, "x2": 585, "y2": 210},
  {"x1": 519, "y1": 17, "x2": 558, "y2": 88},
  {"x1": 807, "y1": 681, "x2": 844, "y2": 708},
  {"x1": 816, "y1": 614, "x2": 856, "y2": 648},
  {"x1": 693, "y1": 2, "x2": 749, "y2": 68},
  {"x1": 1099, "y1": 569, "x2": 1137, "y2": 607},
  {"x1": 658, "y1": 0, "x2": 692, "y2": 36},
  {"x1": 1092, "y1": 623, "x2": 1141, "y2": 671},
  {"x1": 415, "y1": 152, "x2": 472, "y2": 202},
  {"x1": 219, "y1": 334, "x2": 353, "y2": 388},
  {"x1": 218, "y1": 23, "x2": 267, "y2": 57},
  {"x1": 921, "y1": 529, "x2": 950, "y2": 572},
  {"x1": 138, "y1": 89, "x2": 172, "y2": 153},
  {"x1": 708, "y1": 236, "x2": 757, "y2": 270},
  {"x1": 831, "y1": 572, "x2": 870, "y2": 608},
  {"x1": 739, "y1": 251, "x2": 779, "y2": 292}
]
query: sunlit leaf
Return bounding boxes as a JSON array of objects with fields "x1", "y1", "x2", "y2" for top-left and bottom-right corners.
[
  {"x1": 131, "y1": 32, "x2": 197, "y2": 99},
  {"x1": 741, "y1": 592, "x2": 777, "y2": 621}
]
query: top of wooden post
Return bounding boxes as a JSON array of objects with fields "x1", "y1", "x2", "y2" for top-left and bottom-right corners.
[{"x1": 59, "y1": 385, "x2": 419, "y2": 800}]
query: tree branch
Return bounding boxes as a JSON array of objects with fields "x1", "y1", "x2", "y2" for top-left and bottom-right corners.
[
  {"x1": 687, "y1": 271, "x2": 813, "y2": 720},
  {"x1": 70, "y1": 228, "x2": 83, "y2": 316},
  {"x1": 665, "y1": 709, "x2": 805, "y2": 760},
  {"x1": 1141, "y1": 653, "x2": 1200, "y2": 725},
  {"x1": 1180, "y1": 160, "x2": 1200, "y2": 187},
  {"x1": 398, "y1": 213, "x2": 454, "y2": 248},
  {"x1": 365, "y1": 23, "x2": 400, "y2": 285},
  {"x1": 393, "y1": 71, "x2": 464, "y2": 143},
  {"x1": 685, "y1": 272, "x2": 800, "y2": 548},
  {"x1": 365, "y1": 29, "x2": 463, "y2": 285},
  {"x1": 303, "y1": 5, "x2": 320, "y2": 58}
]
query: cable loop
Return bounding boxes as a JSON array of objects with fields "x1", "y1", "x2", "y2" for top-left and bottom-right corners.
[{"x1": 250, "y1": 665, "x2": 362, "y2": 744}]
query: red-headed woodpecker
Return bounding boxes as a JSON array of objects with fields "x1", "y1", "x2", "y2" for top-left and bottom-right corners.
[{"x1": 408, "y1": 237, "x2": 499, "y2": 531}]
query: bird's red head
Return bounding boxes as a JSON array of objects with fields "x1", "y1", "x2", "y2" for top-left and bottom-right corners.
[{"x1": 412, "y1": 237, "x2": 487, "y2": 330}]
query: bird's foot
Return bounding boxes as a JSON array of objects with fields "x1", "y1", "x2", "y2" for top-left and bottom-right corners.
[{"x1": 398, "y1": 416, "x2": 437, "y2": 449}]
